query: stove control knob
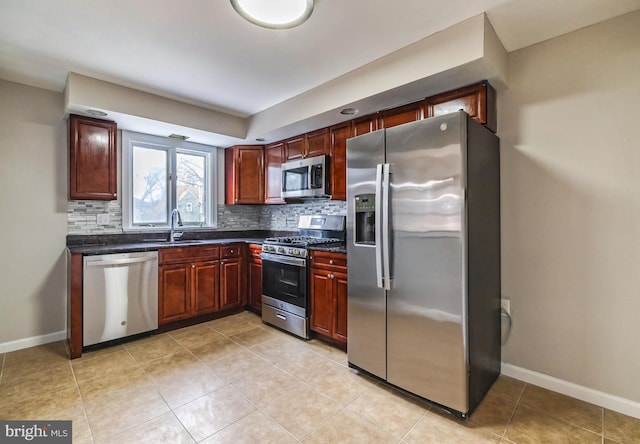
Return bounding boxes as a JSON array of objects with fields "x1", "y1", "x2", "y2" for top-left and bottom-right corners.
[{"x1": 278, "y1": 247, "x2": 285, "y2": 253}]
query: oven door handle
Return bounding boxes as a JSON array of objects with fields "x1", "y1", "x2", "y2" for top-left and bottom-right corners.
[{"x1": 260, "y1": 253, "x2": 307, "y2": 267}]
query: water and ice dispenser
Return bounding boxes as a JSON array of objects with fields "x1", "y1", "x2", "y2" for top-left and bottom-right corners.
[{"x1": 354, "y1": 193, "x2": 376, "y2": 245}]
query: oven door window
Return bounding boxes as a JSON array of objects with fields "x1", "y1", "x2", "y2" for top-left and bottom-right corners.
[
  {"x1": 283, "y1": 166, "x2": 308, "y2": 192},
  {"x1": 262, "y1": 258, "x2": 307, "y2": 308}
]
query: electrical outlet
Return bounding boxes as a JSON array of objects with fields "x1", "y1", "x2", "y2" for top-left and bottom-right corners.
[
  {"x1": 500, "y1": 298, "x2": 511, "y2": 316},
  {"x1": 96, "y1": 213, "x2": 110, "y2": 225}
]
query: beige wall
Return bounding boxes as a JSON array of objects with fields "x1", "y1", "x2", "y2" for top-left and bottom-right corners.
[
  {"x1": 499, "y1": 10, "x2": 640, "y2": 401},
  {"x1": 0, "y1": 80, "x2": 68, "y2": 346}
]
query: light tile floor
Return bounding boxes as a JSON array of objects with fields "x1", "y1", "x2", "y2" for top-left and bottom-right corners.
[{"x1": 1, "y1": 311, "x2": 638, "y2": 443}]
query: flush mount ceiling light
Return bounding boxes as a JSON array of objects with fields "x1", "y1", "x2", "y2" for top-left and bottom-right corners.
[
  {"x1": 340, "y1": 107, "x2": 359, "y2": 115},
  {"x1": 230, "y1": 0, "x2": 313, "y2": 29},
  {"x1": 86, "y1": 109, "x2": 108, "y2": 117}
]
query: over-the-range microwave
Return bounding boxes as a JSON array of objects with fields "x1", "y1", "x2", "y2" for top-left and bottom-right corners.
[{"x1": 281, "y1": 155, "x2": 329, "y2": 199}]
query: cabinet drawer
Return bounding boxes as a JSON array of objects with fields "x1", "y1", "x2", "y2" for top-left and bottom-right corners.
[
  {"x1": 310, "y1": 251, "x2": 347, "y2": 271},
  {"x1": 159, "y1": 245, "x2": 220, "y2": 264},
  {"x1": 221, "y1": 244, "x2": 242, "y2": 259}
]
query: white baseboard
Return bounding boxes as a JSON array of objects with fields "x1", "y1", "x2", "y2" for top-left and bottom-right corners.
[
  {"x1": 501, "y1": 362, "x2": 640, "y2": 419},
  {"x1": 0, "y1": 330, "x2": 67, "y2": 354}
]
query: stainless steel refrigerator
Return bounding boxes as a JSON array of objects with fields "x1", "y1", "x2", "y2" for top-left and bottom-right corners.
[{"x1": 346, "y1": 111, "x2": 500, "y2": 417}]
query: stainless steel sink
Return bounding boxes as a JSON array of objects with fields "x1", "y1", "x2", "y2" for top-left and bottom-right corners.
[{"x1": 142, "y1": 238, "x2": 209, "y2": 245}]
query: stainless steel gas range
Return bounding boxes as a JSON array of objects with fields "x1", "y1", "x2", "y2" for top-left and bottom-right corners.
[{"x1": 261, "y1": 215, "x2": 345, "y2": 339}]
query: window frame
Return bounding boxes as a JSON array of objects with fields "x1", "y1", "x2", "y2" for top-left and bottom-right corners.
[{"x1": 122, "y1": 130, "x2": 217, "y2": 232}]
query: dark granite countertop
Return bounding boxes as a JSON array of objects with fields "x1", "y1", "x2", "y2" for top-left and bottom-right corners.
[
  {"x1": 309, "y1": 244, "x2": 347, "y2": 254},
  {"x1": 66, "y1": 230, "x2": 295, "y2": 255}
]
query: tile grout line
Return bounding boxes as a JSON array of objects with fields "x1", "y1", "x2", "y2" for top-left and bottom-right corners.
[
  {"x1": 67, "y1": 351, "x2": 96, "y2": 444},
  {"x1": 501, "y1": 379, "x2": 528, "y2": 441},
  {"x1": 512, "y1": 382, "x2": 608, "y2": 442},
  {"x1": 202, "y1": 314, "x2": 375, "y2": 442},
  {"x1": 400, "y1": 408, "x2": 428, "y2": 443},
  {"x1": 89, "y1": 344, "x2": 176, "y2": 442}
]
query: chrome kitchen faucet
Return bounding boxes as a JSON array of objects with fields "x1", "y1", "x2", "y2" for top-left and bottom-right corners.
[{"x1": 170, "y1": 208, "x2": 183, "y2": 242}]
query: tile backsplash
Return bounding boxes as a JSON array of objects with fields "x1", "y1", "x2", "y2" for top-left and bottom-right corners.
[{"x1": 68, "y1": 199, "x2": 346, "y2": 235}]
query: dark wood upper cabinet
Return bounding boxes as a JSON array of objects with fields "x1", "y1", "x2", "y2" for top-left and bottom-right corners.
[
  {"x1": 264, "y1": 141, "x2": 285, "y2": 204},
  {"x1": 352, "y1": 115, "x2": 378, "y2": 137},
  {"x1": 424, "y1": 81, "x2": 496, "y2": 132},
  {"x1": 378, "y1": 100, "x2": 424, "y2": 129},
  {"x1": 329, "y1": 121, "x2": 351, "y2": 201},
  {"x1": 69, "y1": 114, "x2": 117, "y2": 200},
  {"x1": 305, "y1": 128, "x2": 329, "y2": 158},
  {"x1": 284, "y1": 128, "x2": 329, "y2": 161},
  {"x1": 223, "y1": 81, "x2": 496, "y2": 206},
  {"x1": 284, "y1": 135, "x2": 305, "y2": 161},
  {"x1": 225, "y1": 145, "x2": 264, "y2": 204}
]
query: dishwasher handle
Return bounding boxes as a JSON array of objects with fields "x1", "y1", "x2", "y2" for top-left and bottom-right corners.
[{"x1": 85, "y1": 256, "x2": 158, "y2": 267}]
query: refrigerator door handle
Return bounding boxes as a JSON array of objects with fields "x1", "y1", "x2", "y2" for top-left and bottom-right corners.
[
  {"x1": 375, "y1": 163, "x2": 384, "y2": 289},
  {"x1": 381, "y1": 163, "x2": 392, "y2": 290}
]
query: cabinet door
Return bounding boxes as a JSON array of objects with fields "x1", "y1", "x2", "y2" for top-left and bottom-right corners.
[
  {"x1": 225, "y1": 146, "x2": 264, "y2": 204},
  {"x1": 220, "y1": 258, "x2": 244, "y2": 310},
  {"x1": 378, "y1": 101, "x2": 423, "y2": 129},
  {"x1": 309, "y1": 268, "x2": 332, "y2": 337},
  {"x1": 69, "y1": 115, "x2": 117, "y2": 200},
  {"x1": 424, "y1": 81, "x2": 496, "y2": 132},
  {"x1": 264, "y1": 141, "x2": 285, "y2": 204},
  {"x1": 284, "y1": 135, "x2": 305, "y2": 161},
  {"x1": 159, "y1": 264, "x2": 191, "y2": 324},
  {"x1": 305, "y1": 128, "x2": 329, "y2": 158},
  {"x1": 333, "y1": 271, "x2": 348, "y2": 343},
  {"x1": 329, "y1": 122, "x2": 351, "y2": 201},
  {"x1": 352, "y1": 115, "x2": 378, "y2": 137},
  {"x1": 236, "y1": 147, "x2": 264, "y2": 204},
  {"x1": 192, "y1": 260, "x2": 219, "y2": 316},
  {"x1": 249, "y1": 260, "x2": 262, "y2": 311}
]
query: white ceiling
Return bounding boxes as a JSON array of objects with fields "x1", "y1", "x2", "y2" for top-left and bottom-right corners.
[{"x1": 1, "y1": 0, "x2": 639, "y2": 143}]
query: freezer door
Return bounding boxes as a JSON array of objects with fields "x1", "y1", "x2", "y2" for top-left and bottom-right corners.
[
  {"x1": 346, "y1": 130, "x2": 387, "y2": 379},
  {"x1": 385, "y1": 113, "x2": 469, "y2": 413}
]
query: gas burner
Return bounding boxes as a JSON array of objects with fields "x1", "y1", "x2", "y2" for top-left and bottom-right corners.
[{"x1": 263, "y1": 236, "x2": 343, "y2": 248}]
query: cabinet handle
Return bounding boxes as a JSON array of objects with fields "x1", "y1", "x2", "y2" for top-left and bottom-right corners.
[
  {"x1": 329, "y1": 259, "x2": 334, "y2": 265},
  {"x1": 192, "y1": 264, "x2": 195, "y2": 268}
]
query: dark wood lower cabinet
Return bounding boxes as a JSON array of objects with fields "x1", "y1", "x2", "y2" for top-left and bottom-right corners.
[
  {"x1": 159, "y1": 263, "x2": 192, "y2": 323},
  {"x1": 192, "y1": 261, "x2": 220, "y2": 316},
  {"x1": 159, "y1": 247, "x2": 222, "y2": 325},
  {"x1": 248, "y1": 244, "x2": 263, "y2": 313},
  {"x1": 309, "y1": 251, "x2": 348, "y2": 344},
  {"x1": 220, "y1": 258, "x2": 244, "y2": 310}
]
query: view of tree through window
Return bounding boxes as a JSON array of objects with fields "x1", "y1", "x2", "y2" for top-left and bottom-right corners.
[
  {"x1": 132, "y1": 146, "x2": 167, "y2": 225},
  {"x1": 176, "y1": 152, "x2": 205, "y2": 223},
  {"x1": 123, "y1": 131, "x2": 216, "y2": 230}
]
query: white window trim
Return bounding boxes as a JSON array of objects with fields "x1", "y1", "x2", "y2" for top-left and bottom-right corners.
[{"x1": 122, "y1": 130, "x2": 217, "y2": 232}]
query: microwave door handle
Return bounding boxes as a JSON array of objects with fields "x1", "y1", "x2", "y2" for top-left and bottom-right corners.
[{"x1": 375, "y1": 163, "x2": 384, "y2": 289}]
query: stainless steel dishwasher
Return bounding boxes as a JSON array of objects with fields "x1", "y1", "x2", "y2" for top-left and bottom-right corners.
[{"x1": 83, "y1": 251, "x2": 158, "y2": 347}]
